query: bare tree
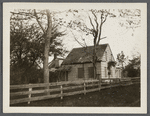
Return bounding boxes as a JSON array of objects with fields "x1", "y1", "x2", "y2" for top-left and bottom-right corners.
[
  {"x1": 68, "y1": 9, "x2": 116, "y2": 79},
  {"x1": 67, "y1": 9, "x2": 141, "y2": 80}
]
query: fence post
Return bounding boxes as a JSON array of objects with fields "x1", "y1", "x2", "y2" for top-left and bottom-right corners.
[
  {"x1": 60, "y1": 85, "x2": 63, "y2": 99},
  {"x1": 47, "y1": 83, "x2": 50, "y2": 95},
  {"x1": 130, "y1": 78, "x2": 133, "y2": 84},
  {"x1": 84, "y1": 82, "x2": 86, "y2": 95},
  {"x1": 28, "y1": 86, "x2": 32, "y2": 104},
  {"x1": 49, "y1": 85, "x2": 50, "y2": 95},
  {"x1": 99, "y1": 74, "x2": 101, "y2": 91}
]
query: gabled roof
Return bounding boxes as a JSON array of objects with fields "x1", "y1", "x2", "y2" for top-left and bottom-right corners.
[
  {"x1": 49, "y1": 60, "x2": 57, "y2": 69},
  {"x1": 49, "y1": 58, "x2": 64, "y2": 69},
  {"x1": 62, "y1": 44, "x2": 108, "y2": 65}
]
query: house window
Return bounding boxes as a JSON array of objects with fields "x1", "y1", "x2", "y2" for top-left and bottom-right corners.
[
  {"x1": 105, "y1": 67, "x2": 107, "y2": 77},
  {"x1": 78, "y1": 68, "x2": 84, "y2": 78},
  {"x1": 88, "y1": 67, "x2": 94, "y2": 78},
  {"x1": 105, "y1": 52, "x2": 107, "y2": 61},
  {"x1": 64, "y1": 71, "x2": 68, "y2": 81}
]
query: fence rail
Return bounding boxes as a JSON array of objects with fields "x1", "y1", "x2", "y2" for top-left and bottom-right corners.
[{"x1": 10, "y1": 77, "x2": 140, "y2": 105}]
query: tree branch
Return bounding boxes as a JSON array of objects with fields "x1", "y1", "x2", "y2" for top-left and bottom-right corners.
[
  {"x1": 90, "y1": 10, "x2": 99, "y2": 44},
  {"x1": 80, "y1": 35, "x2": 87, "y2": 47},
  {"x1": 91, "y1": 10, "x2": 99, "y2": 31},
  {"x1": 100, "y1": 36, "x2": 107, "y2": 40},
  {"x1": 70, "y1": 30, "x2": 85, "y2": 47},
  {"x1": 102, "y1": 13, "x2": 108, "y2": 24},
  {"x1": 96, "y1": 13, "x2": 108, "y2": 45},
  {"x1": 10, "y1": 11, "x2": 35, "y2": 19},
  {"x1": 34, "y1": 9, "x2": 46, "y2": 34},
  {"x1": 88, "y1": 15, "x2": 95, "y2": 31}
]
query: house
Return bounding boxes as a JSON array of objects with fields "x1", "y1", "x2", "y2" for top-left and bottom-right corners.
[
  {"x1": 115, "y1": 66, "x2": 122, "y2": 78},
  {"x1": 49, "y1": 57, "x2": 71, "y2": 82},
  {"x1": 61, "y1": 44, "x2": 122, "y2": 81},
  {"x1": 49, "y1": 57, "x2": 64, "y2": 70}
]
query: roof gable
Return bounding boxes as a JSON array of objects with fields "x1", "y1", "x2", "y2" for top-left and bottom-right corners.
[
  {"x1": 101, "y1": 44, "x2": 115, "y2": 62},
  {"x1": 49, "y1": 58, "x2": 64, "y2": 69},
  {"x1": 107, "y1": 44, "x2": 115, "y2": 61},
  {"x1": 62, "y1": 44, "x2": 108, "y2": 65}
]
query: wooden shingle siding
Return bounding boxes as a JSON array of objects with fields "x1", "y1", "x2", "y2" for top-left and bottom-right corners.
[
  {"x1": 101, "y1": 45, "x2": 116, "y2": 78},
  {"x1": 101, "y1": 62, "x2": 107, "y2": 78},
  {"x1": 105, "y1": 67, "x2": 107, "y2": 77},
  {"x1": 67, "y1": 64, "x2": 83, "y2": 81},
  {"x1": 95, "y1": 63, "x2": 101, "y2": 74},
  {"x1": 66, "y1": 62, "x2": 101, "y2": 81},
  {"x1": 62, "y1": 44, "x2": 117, "y2": 81},
  {"x1": 84, "y1": 63, "x2": 94, "y2": 80},
  {"x1": 102, "y1": 45, "x2": 115, "y2": 62},
  {"x1": 101, "y1": 64, "x2": 115, "y2": 78}
]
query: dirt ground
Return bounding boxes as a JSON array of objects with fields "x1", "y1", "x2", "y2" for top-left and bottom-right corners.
[{"x1": 11, "y1": 83, "x2": 140, "y2": 107}]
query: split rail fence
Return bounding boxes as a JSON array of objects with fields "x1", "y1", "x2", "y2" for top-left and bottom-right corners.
[{"x1": 10, "y1": 77, "x2": 140, "y2": 105}]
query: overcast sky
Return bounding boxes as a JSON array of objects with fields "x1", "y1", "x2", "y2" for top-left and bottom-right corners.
[
  {"x1": 63, "y1": 16, "x2": 141, "y2": 59},
  {"x1": 7, "y1": 3, "x2": 145, "y2": 63},
  {"x1": 49, "y1": 9, "x2": 142, "y2": 62}
]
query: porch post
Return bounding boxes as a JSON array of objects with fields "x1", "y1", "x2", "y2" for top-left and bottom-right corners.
[{"x1": 65, "y1": 71, "x2": 66, "y2": 81}]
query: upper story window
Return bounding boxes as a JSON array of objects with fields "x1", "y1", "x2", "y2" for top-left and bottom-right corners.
[{"x1": 111, "y1": 54, "x2": 113, "y2": 61}]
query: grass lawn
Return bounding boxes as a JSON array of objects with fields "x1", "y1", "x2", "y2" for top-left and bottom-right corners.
[{"x1": 11, "y1": 83, "x2": 140, "y2": 107}]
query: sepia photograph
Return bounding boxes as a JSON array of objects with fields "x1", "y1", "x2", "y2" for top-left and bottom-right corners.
[{"x1": 3, "y1": 3, "x2": 147, "y2": 113}]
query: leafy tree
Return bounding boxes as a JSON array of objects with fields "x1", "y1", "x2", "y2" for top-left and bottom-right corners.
[
  {"x1": 116, "y1": 51, "x2": 128, "y2": 78},
  {"x1": 123, "y1": 55, "x2": 140, "y2": 77},
  {"x1": 116, "y1": 51, "x2": 127, "y2": 68},
  {"x1": 10, "y1": 9, "x2": 68, "y2": 84}
]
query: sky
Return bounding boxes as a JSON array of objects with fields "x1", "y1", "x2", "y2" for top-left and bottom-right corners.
[
  {"x1": 3, "y1": 4, "x2": 147, "y2": 113},
  {"x1": 49, "y1": 9, "x2": 142, "y2": 62},
  {"x1": 8, "y1": 3, "x2": 144, "y2": 64}
]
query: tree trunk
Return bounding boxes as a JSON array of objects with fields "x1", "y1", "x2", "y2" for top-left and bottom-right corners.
[
  {"x1": 93, "y1": 63, "x2": 97, "y2": 79},
  {"x1": 83, "y1": 63, "x2": 85, "y2": 80},
  {"x1": 43, "y1": 10, "x2": 52, "y2": 94},
  {"x1": 93, "y1": 44, "x2": 97, "y2": 79}
]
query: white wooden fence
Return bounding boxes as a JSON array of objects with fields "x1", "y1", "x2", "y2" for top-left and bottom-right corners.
[{"x1": 10, "y1": 77, "x2": 140, "y2": 105}]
